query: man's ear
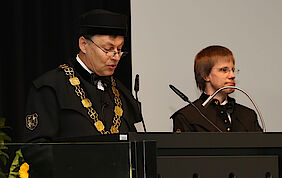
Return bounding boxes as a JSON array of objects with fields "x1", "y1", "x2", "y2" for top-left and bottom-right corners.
[
  {"x1": 202, "y1": 73, "x2": 210, "y2": 82},
  {"x1": 79, "y1": 36, "x2": 88, "y2": 53}
]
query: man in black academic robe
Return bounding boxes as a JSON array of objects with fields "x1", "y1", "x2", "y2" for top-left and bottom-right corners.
[
  {"x1": 172, "y1": 45, "x2": 262, "y2": 133},
  {"x1": 21, "y1": 9, "x2": 142, "y2": 177}
]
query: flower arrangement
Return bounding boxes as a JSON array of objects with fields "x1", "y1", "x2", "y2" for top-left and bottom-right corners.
[
  {"x1": 0, "y1": 117, "x2": 29, "y2": 178},
  {"x1": 0, "y1": 117, "x2": 11, "y2": 177}
]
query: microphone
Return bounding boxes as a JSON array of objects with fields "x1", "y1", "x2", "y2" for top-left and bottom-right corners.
[
  {"x1": 134, "y1": 74, "x2": 147, "y2": 132},
  {"x1": 134, "y1": 74, "x2": 140, "y2": 102},
  {"x1": 202, "y1": 86, "x2": 266, "y2": 132},
  {"x1": 169, "y1": 84, "x2": 222, "y2": 132},
  {"x1": 169, "y1": 85, "x2": 189, "y2": 102},
  {"x1": 134, "y1": 74, "x2": 139, "y2": 95}
]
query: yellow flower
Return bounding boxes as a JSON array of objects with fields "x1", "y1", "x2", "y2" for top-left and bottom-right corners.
[{"x1": 19, "y1": 162, "x2": 29, "y2": 178}]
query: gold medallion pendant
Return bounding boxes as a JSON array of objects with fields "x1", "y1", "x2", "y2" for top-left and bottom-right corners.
[
  {"x1": 111, "y1": 126, "x2": 119, "y2": 133},
  {"x1": 82, "y1": 98, "x2": 92, "y2": 108},
  {"x1": 115, "y1": 106, "x2": 123, "y2": 117},
  {"x1": 95, "y1": 120, "x2": 105, "y2": 132},
  {"x1": 69, "y1": 77, "x2": 80, "y2": 86}
]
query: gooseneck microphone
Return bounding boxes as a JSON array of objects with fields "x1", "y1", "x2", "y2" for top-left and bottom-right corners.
[
  {"x1": 134, "y1": 74, "x2": 147, "y2": 132},
  {"x1": 169, "y1": 85, "x2": 189, "y2": 102},
  {"x1": 201, "y1": 86, "x2": 266, "y2": 132},
  {"x1": 169, "y1": 84, "x2": 223, "y2": 132}
]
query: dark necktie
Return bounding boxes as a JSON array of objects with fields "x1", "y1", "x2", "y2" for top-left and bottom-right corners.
[{"x1": 90, "y1": 73, "x2": 111, "y2": 89}]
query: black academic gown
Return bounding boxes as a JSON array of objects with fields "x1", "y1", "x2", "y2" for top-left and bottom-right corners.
[
  {"x1": 171, "y1": 93, "x2": 262, "y2": 132},
  {"x1": 21, "y1": 59, "x2": 142, "y2": 177}
]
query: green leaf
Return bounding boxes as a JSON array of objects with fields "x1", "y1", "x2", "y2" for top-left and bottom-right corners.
[
  {"x1": 0, "y1": 126, "x2": 11, "y2": 129},
  {"x1": 0, "y1": 154, "x2": 8, "y2": 166},
  {"x1": 0, "y1": 141, "x2": 8, "y2": 150},
  {"x1": 0, "y1": 146, "x2": 8, "y2": 150},
  {"x1": 0, "y1": 171, "x2": 7, "y2": 178},
  {"x1": 0, "y1": 117, "x2": 5, "y2": 128},
  {"x1": 8, "y1": 172, "x2": 19, "y2": 178},
  {"x1": 0, "y1": 117, "x2": 10, "y2": 178},
  {"x1": 0, "y1": 132, "x2": 11, "y2": 141},
  {"x1": 0, "y1": 151, "x2": 9, "y2": 159},
  {"x1": 9, "y1": 149, "x2": 27, "y2": 177}
]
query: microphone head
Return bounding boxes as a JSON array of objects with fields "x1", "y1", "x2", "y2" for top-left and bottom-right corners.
[
  {"x1": 169, "y1": 84, "x2": 189, "y2": 103},
  {"x1": 134, "y1": 74, "x2": 139, "y2": 92}
]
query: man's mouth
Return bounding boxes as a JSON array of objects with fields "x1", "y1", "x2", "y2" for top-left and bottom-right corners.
[
  {"x1": 108, "y1": 64, "x2": 117, "y2": 69},
  {"x1": 225, "y1": 82, "x2": 235, "y2": 86}
]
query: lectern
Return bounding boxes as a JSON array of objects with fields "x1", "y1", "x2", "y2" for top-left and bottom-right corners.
[
  {"x1": 18, "y1": 135, "x2": 157, "y2": 178},
  {"x1": 14, "y1": 132, "x2": 282, "y2": 178},
  {"x1": 127, "y1": 132, "x2": 282, "y2": 178}
]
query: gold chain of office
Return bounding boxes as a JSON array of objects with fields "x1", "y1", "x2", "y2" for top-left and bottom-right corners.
[{"x1": 59, "y1": 64, "x2": 123, "y2": 134}]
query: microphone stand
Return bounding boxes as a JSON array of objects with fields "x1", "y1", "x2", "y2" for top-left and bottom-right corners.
[
  {"x1": 169, "y1": 84, "x2": 223, "y2": 132},
  {"x1": 202, "y1": 86, "x2": 266, "y2": 132},
  {"x1": 134, "y1": 75, "x2": 147, "y2": 133},
  {"x1": 135, "y1": 92, "x2": 147, "y2": 133}
]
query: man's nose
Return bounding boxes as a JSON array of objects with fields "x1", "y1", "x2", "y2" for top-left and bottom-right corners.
[
  {"x1": 229, "y1": 70, "x2": 236, "y2": 79},
  {"x1": 111, "y1": 52, "x2": 121, "y2": 61}
]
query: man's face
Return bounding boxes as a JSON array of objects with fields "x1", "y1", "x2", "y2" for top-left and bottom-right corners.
[
  {"x1": 204, "y1": 58, "x2": 236, "y2": 95},
  {"x1": 80, "y1": 35, "x2": 124, "y2": 76}
]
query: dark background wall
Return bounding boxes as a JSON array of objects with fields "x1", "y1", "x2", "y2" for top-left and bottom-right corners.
[{"x1": 1, "y1": 0, "x2": 132, "y2": 142}]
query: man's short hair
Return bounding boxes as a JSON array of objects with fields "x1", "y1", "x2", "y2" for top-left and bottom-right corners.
[{"x1": 194, "y1": 45, "x2": 235, "y2": 91}]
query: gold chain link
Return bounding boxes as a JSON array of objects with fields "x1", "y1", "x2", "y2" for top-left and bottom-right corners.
[{"x1": 59, "y1": 64, "x2": 123, "y2": 134}]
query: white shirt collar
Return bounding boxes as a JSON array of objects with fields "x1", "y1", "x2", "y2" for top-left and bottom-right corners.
[
  {"x1": 76, "y1": 55, "x2": 105, "y2": 91},
  {"x1": 76, "y1": 55, "x2": 93, "y2": 74},
  {"x1": 221, "y1": 99, "x2": 228, "y2": 105},
  {"x1": 204, "y1": 92, "x2": 228, "y2": 105}
]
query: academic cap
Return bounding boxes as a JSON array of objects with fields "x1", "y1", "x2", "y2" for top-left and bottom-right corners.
[{"x1": 79, "y1": 9, "x2": 128, "y2": 37}]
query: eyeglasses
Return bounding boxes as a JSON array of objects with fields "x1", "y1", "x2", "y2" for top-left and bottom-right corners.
[
  {"x1": 214, "y1": 67, "x2": 240, "y2": 74},
  {"x1": 86, "y1": 38, "x2": 128, "y2": 58}
]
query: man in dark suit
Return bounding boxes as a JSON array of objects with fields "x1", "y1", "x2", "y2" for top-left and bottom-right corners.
[
  {"x1": 171, "y1": 45, "x2": 262, "y2": 132},
  {"x1": 21, "y1": 9, "x2": 142, "y2": 177}
]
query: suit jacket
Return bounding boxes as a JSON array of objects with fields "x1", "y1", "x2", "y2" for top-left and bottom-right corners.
[{"x1": 171, "y1": 93, "x2": 262, "y2": 132}]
